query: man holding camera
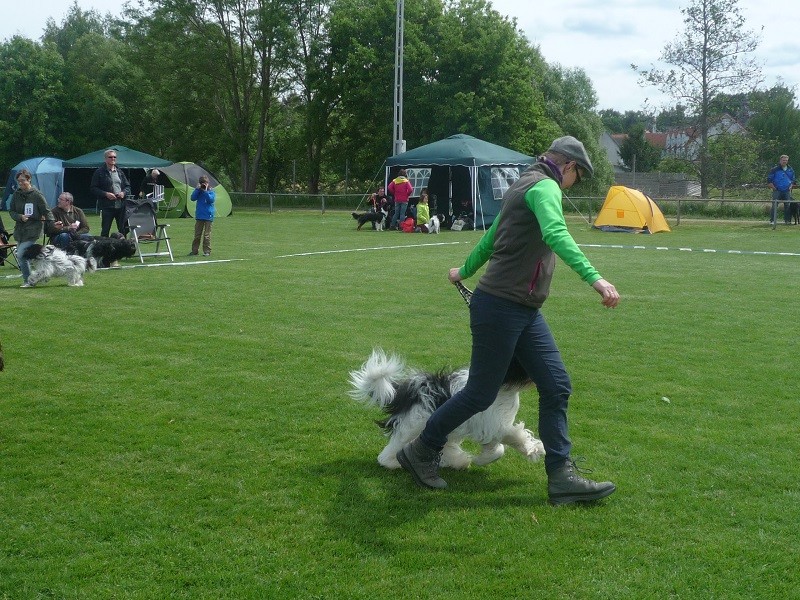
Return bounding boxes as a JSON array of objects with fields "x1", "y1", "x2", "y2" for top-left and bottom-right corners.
[{"x1": 189, "y1": 175, "x2": 216, "y2": 256}]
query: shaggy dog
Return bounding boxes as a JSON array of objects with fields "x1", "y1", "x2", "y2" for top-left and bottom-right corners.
[
  {"x1": 348, "y1": 348, "x2": 545, "y2": 470},
  {"x1": 65, "y1": 234, "x2": 137, "y2": 268},
  {"x1": 352, "y1": 209, "x2": 388, "y2": 231},
  {"x1": 86, "y1": 237, "x2": 137, "y2": 268},
  {"x1": 21, "y1": 244, "x2": 96, "y2": 287}
]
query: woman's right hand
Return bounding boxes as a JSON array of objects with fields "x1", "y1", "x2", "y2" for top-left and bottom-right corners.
[{"x1": 448, "y1": 268, "x2": 462, "y2": 283}]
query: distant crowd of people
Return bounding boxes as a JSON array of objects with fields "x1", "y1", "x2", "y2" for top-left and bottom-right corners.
[
  {"x1": 357, "y1": 169, "x2": 440, "y2": 234},
  {"x1": 4, "y1": 148, "x2": 217, "y2": 287}
]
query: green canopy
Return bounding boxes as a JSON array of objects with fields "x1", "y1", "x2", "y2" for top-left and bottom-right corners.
[
  {"x1": 63, "y1": 145, "x2": 172, "y2": 168},
  {"x1": 385, "y1": 134, "x2": 534, "y2": 228},
  {"x1": 160, "y1": 162, "x2": 232, "y2": 218}
]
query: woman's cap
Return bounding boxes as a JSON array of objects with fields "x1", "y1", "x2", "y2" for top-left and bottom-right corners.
[{"x1": 547, "y1": 136, "x2": 594, "y2": 178}]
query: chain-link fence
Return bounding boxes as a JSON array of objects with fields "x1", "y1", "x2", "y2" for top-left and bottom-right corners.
[{"x1": 231, "y1": 190, "x2": 781, "y2": 225}]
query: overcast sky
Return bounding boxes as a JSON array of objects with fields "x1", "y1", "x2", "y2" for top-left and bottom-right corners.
[{"x1": 3, "y1": 0, "x2": 799, "y2": 113}]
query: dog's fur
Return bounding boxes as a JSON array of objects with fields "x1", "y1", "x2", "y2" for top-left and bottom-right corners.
[
  {"x1": 21, "y1": 244, "x2": 96, "y2": 287},
  {"x1": 349, "y1": 348, "x2": 545, "y2": 470},
  {"x1": 352, "y1": 209, "x2": 388, "y2": 231},
  {"x1": 65, "y1": 234, "x2": 137, "y2": 268}
]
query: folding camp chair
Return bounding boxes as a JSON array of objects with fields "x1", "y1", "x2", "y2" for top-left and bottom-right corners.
[
  {"x1": 124, "y1": 197, "x2": 174, "y2": 263},
  {"x1": 0, "y1": 239, "x2": 19, "y2": 270},
  {"x1": 0, "y1": 216, "x2": 18, "y2": 270}
]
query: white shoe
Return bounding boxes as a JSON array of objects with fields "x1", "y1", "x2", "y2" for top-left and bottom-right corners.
[
  {"x1": 20, "y1": 282, "x2": 33, "y2": 288},
  {"x1": 110, "y1": 260, "x2": 121, "y2": 268}
]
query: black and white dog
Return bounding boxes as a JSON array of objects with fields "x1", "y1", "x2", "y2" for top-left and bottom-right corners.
[
  {"x1": 348, "y1": 348, "x2": 545, "y2": 470},
  {"x1": 352, "y1": 208, "x2": 389, "y2": 231},
  {"x1": 66, "y1": 233, "x2": 137, "y2": 268},
  {"x1": 21, "y1": 244, "x2": 97, "y2": 287}
]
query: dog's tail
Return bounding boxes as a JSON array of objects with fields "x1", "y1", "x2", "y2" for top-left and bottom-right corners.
[
  {"x1": 348, "y1": 348, "x2": 404, "y2": 408},
  {"x1": 85, "y1": 241, "x2": 98, "y2": 273}
]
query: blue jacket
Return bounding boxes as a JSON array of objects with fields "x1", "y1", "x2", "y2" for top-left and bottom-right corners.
[
  {"x1": 191, "y1": 187, "x2": 216, "y2": 221},
  {"x1": 767, "y1": 164, "x2": 795, "y2": 192}
]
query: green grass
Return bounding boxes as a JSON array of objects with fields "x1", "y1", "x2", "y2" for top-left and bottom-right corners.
[{"x1": 2, "y1": 211, "x2": 799, "y2": 599}]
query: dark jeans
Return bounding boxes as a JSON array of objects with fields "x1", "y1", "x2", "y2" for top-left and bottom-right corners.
[
  {"x1": 420, "y1": 288, "x2": 572, "y2": 473},
  {"x1": 771, "y1": 189, "x2": 792, "y2": 223},
  {"x1": 101, "y1": 206, "x2": 125, "y2": 237}
]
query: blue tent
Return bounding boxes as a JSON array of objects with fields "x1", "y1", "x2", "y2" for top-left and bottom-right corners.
[
  {"x1": 385, "y1": 134, "x2": 534, "y2": 228},
  {"x1": 3, "y1": 157, "x2": 64, "y2": 209}
]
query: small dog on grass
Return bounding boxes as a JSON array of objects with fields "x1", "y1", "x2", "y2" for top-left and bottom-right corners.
[
  {"x1": 348, "y1": 348, "x2": 545, "y2": 470},
  {"x1": 21, "y1": 244, "x2": 96, "y2": 287},
  {"x1": 352, "y1": 208, "x2": 388, "y2": 231}
]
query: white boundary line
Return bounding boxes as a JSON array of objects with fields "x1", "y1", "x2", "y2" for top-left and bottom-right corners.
[
  {"x1": 2, "y1": 258, "x2": 243, "y2": 280},
  {"x1": 275, "y1": 240, "x2": 800, "y2": 260},
  {"x1": 577, "y1": 243, "x2": 800, "y2": 257},
  {"x1": 275, "y1": 241, "x2": 467, "y2": 258}
]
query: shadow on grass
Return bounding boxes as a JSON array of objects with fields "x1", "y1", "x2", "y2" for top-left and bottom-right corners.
[{"x1": 310, "y1": 456, "x2": 560, "y2": 555}]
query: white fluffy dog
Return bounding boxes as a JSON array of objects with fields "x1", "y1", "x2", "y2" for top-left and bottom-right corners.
[
  {"x1": 348, "y1": 348, "x2": 545, "y2": 470},
  {"x1": 22, "y1": 244, "x2": 97, "y2": 287}
]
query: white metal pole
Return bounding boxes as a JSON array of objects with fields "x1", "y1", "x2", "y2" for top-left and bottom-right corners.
[{"x1": 392, "y1": 0, "x2": 405, "y2": 156}]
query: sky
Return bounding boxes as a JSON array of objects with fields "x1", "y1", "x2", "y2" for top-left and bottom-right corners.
[{"x1": 3, "y1": 0, "x2": 800, "y2": 114}]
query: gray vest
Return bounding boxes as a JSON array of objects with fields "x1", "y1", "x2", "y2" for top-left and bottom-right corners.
[{"x1": 476, "y1": 163, "x2": 558, "y2": 308}]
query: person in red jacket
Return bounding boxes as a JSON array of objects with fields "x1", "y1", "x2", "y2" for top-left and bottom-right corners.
[{"x1": 388, "y1": 169, "x2": 414, "y2": 230}]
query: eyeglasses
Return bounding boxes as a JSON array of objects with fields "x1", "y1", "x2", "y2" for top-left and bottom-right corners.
[{"x1": 574, "y1": 163, "x2": 584, "y2": 185}]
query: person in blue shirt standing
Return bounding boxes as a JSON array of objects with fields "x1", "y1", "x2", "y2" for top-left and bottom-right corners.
[
  {"x1": 189, "y1": 175, "x2": 216, "y2": 256},
  {"x1": 767, "y1": 154, "x2": 796, "y2": 225}
]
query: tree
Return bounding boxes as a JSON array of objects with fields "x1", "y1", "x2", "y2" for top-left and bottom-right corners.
[
  {"x1": 634, "y1": 0, "x2": 762, "y2": 197},
  {"x1": 706, "y1": 130, "x2": 760, "y2": 196},
  {"x1": 0, "y1": 37, "x2": 65, "y2": 168},
  {"x1": 618, "y1": 124, "x2": 661, "y2": 172},
  {"x1": 747, "y1": 85, "x2": 800, "y2": 171}
]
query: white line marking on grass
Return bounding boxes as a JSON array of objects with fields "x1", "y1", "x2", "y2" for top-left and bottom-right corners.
[
  {"x1": 2, "y1": 259, "x2": 242, "y2": 280},
  {"x1": 275, "y1": 241, "x2": 466, "y2": 258},
  {"x1": 578, "y1": 243, "x2": 800, "y2": 257},
  {"x1": 116, "y1": 259, "x2": 243, "y2": 269}
]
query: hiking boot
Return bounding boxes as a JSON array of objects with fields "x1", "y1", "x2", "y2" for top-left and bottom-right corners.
[
  {"x1": 548, "y1": 458, "x2": 615, "y2": 506},
  {"x1": 397, "y1": 438, "x2": 447, "y2": 489}
]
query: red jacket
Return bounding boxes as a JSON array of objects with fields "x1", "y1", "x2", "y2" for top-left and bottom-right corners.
[{"x1": 388, "y1": 176, "x2": 413, "y2": 203}]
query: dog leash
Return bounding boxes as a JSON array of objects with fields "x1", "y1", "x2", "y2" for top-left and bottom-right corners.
[{"x1": 454, "y1": 280, "x2": 473, "y2": 306}]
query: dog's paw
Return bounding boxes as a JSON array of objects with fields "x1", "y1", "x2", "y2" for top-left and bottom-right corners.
[{"x1": 472, "y1": 443, "x2": 505, "y2": 466}]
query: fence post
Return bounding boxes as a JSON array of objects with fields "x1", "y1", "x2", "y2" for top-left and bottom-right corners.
[
  {"x1": 269, "y1": 193, "x2": 273, "y2": 214},
  {"x1": 772, "y1": 198, "x2": 777, "y2": 230},
  {"x1": 676, "y1": 198, "x2": 681, "y2": 226},
  {"x1": 321, "y1": 195, "x2": 326, "y2": 214}
]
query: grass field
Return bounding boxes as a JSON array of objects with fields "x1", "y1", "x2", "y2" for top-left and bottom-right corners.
[{"x1": 2, "y1": 210, "x2": 799, "y2": 599}]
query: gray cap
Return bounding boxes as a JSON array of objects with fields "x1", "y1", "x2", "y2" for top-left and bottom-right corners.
[{"x1": 547, "y1": 136, "x2": 594, "y2": 178}]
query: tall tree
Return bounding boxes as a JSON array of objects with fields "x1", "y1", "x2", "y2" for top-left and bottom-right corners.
[
  {"x1": 747, "y1": 85, "x2": 800, "y2": 171},
  {"x1": 634, "y1": 0, "x2": 762, "y2": 197},
  {"x1": 618, "y1": 124, "x2": 661, "y2": 172},
  {"x1": 138, "y1": 0, "x2": 295, "y2": 192},
  {"x1": 0, "y1": 37, "x2": 65, "y2": 168}
]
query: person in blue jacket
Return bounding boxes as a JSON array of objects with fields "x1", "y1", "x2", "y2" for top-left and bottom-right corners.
[
  {"x1": 189, "y1": 175, "x2": 216, "y2": 256},
  {"x1": 767, "y1": 154, "x2": 796, "y2": 225}
]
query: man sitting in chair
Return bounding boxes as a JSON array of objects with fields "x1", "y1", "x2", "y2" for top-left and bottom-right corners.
[{"x1": 48, "y1": 192, "x2": 93, "y2": 251}]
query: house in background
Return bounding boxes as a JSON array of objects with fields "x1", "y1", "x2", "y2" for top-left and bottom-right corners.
[
  {"x1": 600, "y1": 131, "x2": 667, "y2": 174},
  {"x1": 600, "y1": 131, "x2": 626, "y2": 174},
  {"x1": 663, "y1": 113, "x2": 746, "y2": 160}
]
